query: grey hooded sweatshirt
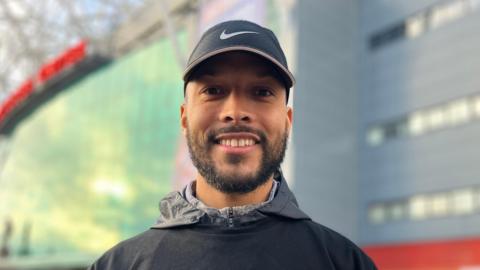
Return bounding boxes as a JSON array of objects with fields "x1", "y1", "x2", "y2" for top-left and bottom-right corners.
[{"x1": 88, "y1": 172, "x2": 377, "y2": 270}]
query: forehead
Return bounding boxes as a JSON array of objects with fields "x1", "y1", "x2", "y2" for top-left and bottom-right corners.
[{"x1": 188, "y1": 51, "x2": 285, "y2": 83}]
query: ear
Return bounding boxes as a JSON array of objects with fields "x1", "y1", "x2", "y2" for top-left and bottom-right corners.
[
  {"x1": 286, "y1": 106, "x2": 293, "y2": 134},
  {"x1": 180, "y1": 103, "x2": 187, "y2": 136}
]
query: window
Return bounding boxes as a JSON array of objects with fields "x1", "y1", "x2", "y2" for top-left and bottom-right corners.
[
  {"x1": 366, "y1": 93, "x2": 480, "y2": 146},
  {"x1": 430, "y1": 1, "x2": 467, "y2": 29},
  {"x1": 475, "y1": 188, "x2": 480, "y2": 210},
  {"x1": 369, "y1": 23, "x2": 406, "y2": 50},
  {"x1": 408, "y1": 112, "x2": 427, "y2": 135},
  {"x1": 431, "y1": 193, "x2": 450, "y2": 217},
  {"x1": 409, "y1": 195, "x2": 429, "y2": 220},
  {"x1": 445, "y1": 99, "x2": 471, "y2": 126},
  {"x1": 367, "y1": 127, "x2": 385, "y2": 146},
  {"x1": 369, "y1": 0, "x2": 476, "y2": 50},
  {"x1": 452, "y1": 188, "x2": 475, "y2": 215},
  {"x1": 426, "y1": 108, "x2": 446, "y2": 130},
  {"x1": 472, "y1": 96, "x2": 480, "y2": 116},
  {"x1": 369, "y1": 204, "x2": 387, "y2": 224},
  {"x1": 368, "y1": 186, "x2": 480, "y2": 224},
  {"x1": 406, "y1": 14, "x2": 427, "y2": 38},
  {"x1": 389, "y1": 202, "x2": 406, "y2": 221}
]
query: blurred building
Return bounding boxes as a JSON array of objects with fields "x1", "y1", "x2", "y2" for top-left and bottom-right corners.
[
  {"x1": 0, "y1": 1, "x2": 194, "y2": 269},
  {"x1": 359, "y1": 0, "x2": 480, "y2": 268},
  {"x1": 288, "y1": 0, "x2": 480, "y2": 269}
]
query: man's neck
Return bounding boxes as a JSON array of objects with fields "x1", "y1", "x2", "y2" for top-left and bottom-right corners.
[{"x1": 194, "y1": 175, "x2": 275, "y2": 209}]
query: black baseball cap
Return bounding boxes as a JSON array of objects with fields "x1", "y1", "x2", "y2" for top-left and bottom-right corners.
[{"x1": 183, "y1": 20, "x2": 295, "y2": 100}]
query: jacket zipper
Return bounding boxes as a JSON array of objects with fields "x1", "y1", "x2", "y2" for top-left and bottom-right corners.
[{"x1": 227, "y1": 207, "x2": 234, "y2": 228}]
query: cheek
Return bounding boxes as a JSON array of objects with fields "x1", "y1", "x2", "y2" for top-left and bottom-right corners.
[
  {"x1": 186, "y1": 107, "x2": 217, "y2": 134},
  {"x1": 263, "y1": 111, "x2": 289, "y2": 134}
]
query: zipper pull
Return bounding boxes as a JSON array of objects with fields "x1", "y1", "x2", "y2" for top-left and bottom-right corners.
[{"x1": 227, "y1": 207, "x2": 234, "y2": 228}]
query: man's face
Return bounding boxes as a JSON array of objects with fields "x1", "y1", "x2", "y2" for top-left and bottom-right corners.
[{"x1": 181, "y1": 52, "x2": 293, "y2": 194}]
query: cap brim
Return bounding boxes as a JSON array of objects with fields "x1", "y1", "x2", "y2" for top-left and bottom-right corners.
[{"x1": 183, "y1": 46, "x2": 295, "y2": 88}]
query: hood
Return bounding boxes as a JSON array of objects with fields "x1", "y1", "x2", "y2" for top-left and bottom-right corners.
[{"x1": 151, "y1": 171, "x2": 311, "y2": 229}]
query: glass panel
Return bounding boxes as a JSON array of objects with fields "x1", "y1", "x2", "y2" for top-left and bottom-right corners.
[
  {"x1": 426, "y1": 108, "x2": 446, "y2": 130},
  {"x1": 431, "y1": 193, "x2": 450, "y2": 217},
  {"x1": 452, "y1": 188, "x2": 475, "y2": 215},
  {"x1": 430, "y1": 0, "x2": 467, "y2": 29},
  {"x1": 409, "y1": 195, "x2": 429, "y2": 220},
  {"x1": 0, "y1": 32, "x2": 187, "y2": 263},
  {"x1": 367, "y1": 127, "x2": 384, "y2": 146},
  {"x1": 408, "y1": 112, "x2": 427, "y2": 136},
  {"x1": 389, "y1": 202, "x2": 406, "y2": 221},
  {"x1": 406, "y1": 14, "x2": 427, "y2": 38},
  {"x1": 369, "y1": 204, "x2": 387, "y2": 224},
  {"x1": 445, "y1": 99, "x2": 471, "y2": 126}
]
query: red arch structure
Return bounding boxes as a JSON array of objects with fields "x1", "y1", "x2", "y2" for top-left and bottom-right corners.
[
  {"x1": 0, "y1": 41, "x2": 87, "y2": 127},
  {"x1": 0, "y1": 41, "x2": 111, "y2": 135}
]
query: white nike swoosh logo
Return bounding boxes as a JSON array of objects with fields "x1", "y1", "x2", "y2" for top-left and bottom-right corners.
[{"x1": 220, "y1": 30, "x2": 258, "y2": 40}]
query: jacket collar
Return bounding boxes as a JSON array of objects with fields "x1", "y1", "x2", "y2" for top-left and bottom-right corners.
[
  {"x1": 151, "y1": 170, "x2": 311, "y2": 229},
  {"x1": 257, "y1": 171, "x2": 311, "y2": 220}
]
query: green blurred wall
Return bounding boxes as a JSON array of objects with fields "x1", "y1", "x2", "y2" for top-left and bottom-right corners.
[{"x1": 0, "y1": 33, "x2": 185, "y2": 259}]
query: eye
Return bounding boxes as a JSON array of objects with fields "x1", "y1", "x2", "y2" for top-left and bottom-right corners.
[
  {"x1": 254, "y1": 88, "x2": 274, "y2": 97},
  {"x1": 203, "y1": 87, "x2": 224, "y2": 96}
]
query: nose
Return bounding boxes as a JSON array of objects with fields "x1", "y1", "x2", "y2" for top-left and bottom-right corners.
[{"x1": 219, "y1": 92, "x2": 253, "y2": 124}]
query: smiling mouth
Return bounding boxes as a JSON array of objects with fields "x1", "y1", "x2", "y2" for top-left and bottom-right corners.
[
  {"x1": 217, "y1": 138, "x2": 256, "y2": 147},
  {"x1": 214, "y1": 132, "x2": 261, "y2": 148}
]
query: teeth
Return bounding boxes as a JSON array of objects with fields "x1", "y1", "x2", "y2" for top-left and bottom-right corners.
[{"x1": 219, "y1": 138, "x2": 256, "y2": 147}]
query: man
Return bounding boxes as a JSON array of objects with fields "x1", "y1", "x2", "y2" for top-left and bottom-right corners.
[{"x1": 89, "y1": 20, "x2": 377, "y2": 270}]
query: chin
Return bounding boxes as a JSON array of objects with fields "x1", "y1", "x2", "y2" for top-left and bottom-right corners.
[
  {"x1": 218, "y1": 168, "x2": 257, "y2": 181},
  {"x1": 218, "y1": 162, "x2": 259, "y2": 176}
]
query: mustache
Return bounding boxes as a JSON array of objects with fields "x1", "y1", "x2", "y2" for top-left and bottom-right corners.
[{"x1": 206, "y1": 125, "x2": 266, "y2": 143}]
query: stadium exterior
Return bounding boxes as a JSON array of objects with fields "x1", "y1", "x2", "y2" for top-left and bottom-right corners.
[{"x1": 293, "y1": 0, "x2": 480, "y2": 268}]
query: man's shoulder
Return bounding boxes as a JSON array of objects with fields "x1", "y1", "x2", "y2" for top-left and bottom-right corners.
[
  {"x1": 112, "y1": 228, "x2": 166, "y2": 252},
  {"x1": 88, "y1": 229, "x2": 167, "y2": 270},
  {"x1": 292, "y1": 219, "x2": 377, "y2": 269},
  {"x1": 298, "y1": 219, "x2": 357, "y2": 244}
]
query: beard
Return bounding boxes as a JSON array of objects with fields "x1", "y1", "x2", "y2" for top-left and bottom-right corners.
[{"x1": 186, "y1": 125, "x2": 288, "y2": 194}]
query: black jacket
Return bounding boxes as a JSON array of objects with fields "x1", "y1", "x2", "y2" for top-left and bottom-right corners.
[{"x1": 88, "y1": 174, "x2": 377, "y2": 270}]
